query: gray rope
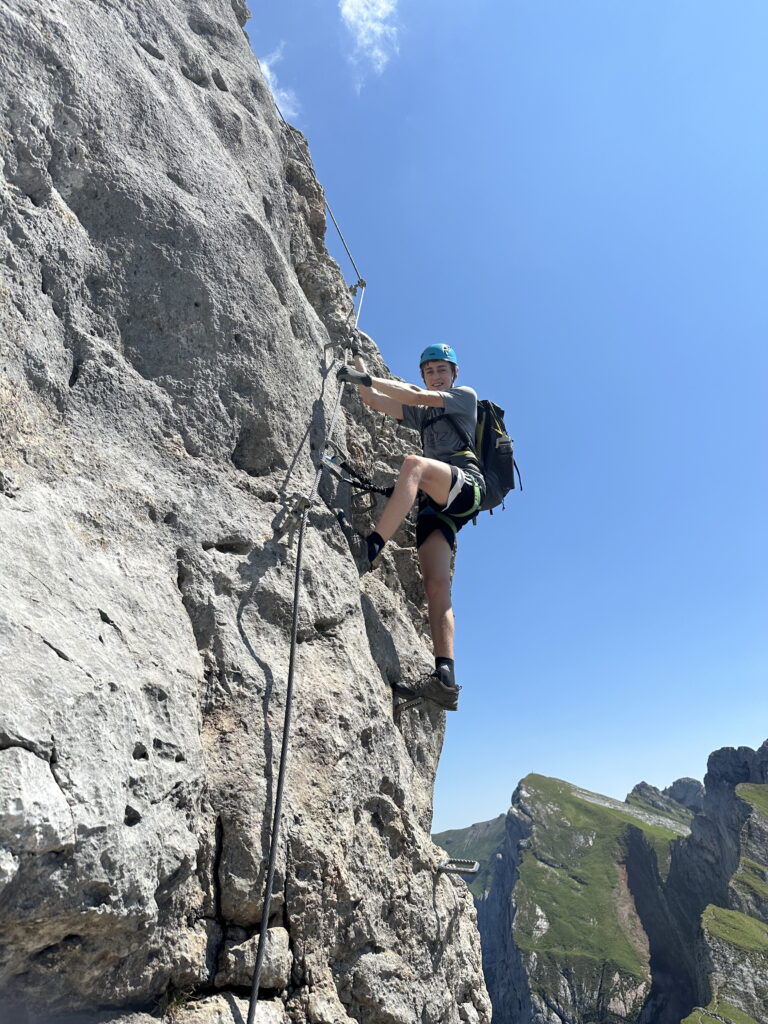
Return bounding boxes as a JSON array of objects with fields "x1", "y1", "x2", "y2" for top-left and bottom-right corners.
[
  {"x1": 248, "y1": 93, "x2": 367, "y2": 1018},
  {"x1": 247, "y1": 286, "x2": 364, "y2": 1018},
  {"x1": 246, "y1": 503, "x2": 306, "y2": 1024}
]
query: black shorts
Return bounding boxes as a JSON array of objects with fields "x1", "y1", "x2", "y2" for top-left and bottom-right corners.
[{"x1": 415, "y1": 467, "x2": 484, "y2": 551}]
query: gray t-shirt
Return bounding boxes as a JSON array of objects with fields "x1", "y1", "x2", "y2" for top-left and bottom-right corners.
[{"x1": 400, "y1": 386, "x2": 483, "y2": 483}]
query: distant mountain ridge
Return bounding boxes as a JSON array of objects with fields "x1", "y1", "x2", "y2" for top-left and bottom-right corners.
[{"x1": 435, "y1": 740, "x2": 768, "y2": 1024}]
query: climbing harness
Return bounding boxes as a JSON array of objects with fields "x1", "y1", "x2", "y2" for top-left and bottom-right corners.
[
  {"x1": 419, "y1": 401, "x2": 522, "y2": 515},
  {"x1": 321, "y1": 439, "x2": 394, "y2": 500}
]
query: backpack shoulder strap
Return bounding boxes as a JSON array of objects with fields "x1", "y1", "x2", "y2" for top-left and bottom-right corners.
[
  {"x1": 418, "y1": 411, "x2": 449, "y2": 442},
  {"x1": 442, "y1": 413, "x2": 475, "y2": 453},
  {"x1": 419, "y1": 409, "x2": 479, "y2": 461}
]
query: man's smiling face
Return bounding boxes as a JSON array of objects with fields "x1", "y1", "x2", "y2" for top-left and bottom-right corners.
[{"x1": 421, "y1": 359, "x2": 457, "y2": 390}]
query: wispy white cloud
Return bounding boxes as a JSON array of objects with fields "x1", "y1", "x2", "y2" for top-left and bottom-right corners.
[
  {"x1": 258, "y1": 44, "x2": 300, "y2": 120},
  {"x1": 339, "y1": 0, "x2": 399, "y2": 75}
]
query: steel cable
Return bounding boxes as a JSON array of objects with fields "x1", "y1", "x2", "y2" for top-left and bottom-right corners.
[
  {"x1": 248, "y1": 91, "x2": 366, "y2": 1020},
  {"x1": 248, "y1": 279, "x2": 364, "y2": 1018}
]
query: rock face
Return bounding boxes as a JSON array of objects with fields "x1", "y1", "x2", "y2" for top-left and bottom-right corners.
[
  {"x1": 0, "y1": 2, "x2": 490, "y2": 1022},
  {"x1": 664, "y1": 778, "x2": 705, "y2": 815},
  {"x1": 451, "y1": 745, "x2": 768, "y2": 1024},
  {"x1": 670, "y1": 746, "x2": 768, "y2": 1024}
]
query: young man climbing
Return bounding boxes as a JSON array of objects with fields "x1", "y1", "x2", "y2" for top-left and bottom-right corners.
[{"x1": 336, "y1": 343, "x2": 485, "y2": 711}]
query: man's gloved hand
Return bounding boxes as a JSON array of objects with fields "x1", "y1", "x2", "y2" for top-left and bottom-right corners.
[
  {"x1": 346, "y1": 330, "x2": 363, "y2": 356},
  {"x1": 337, "y1": 365, "x2": 372, "y2": 387}
]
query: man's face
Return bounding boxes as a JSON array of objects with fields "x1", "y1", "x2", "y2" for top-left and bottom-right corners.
[{"x1": 421, "y1": 360, "x2": 456, "y2": 390}]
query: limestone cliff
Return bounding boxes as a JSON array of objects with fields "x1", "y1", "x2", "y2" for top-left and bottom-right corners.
[{"x1": 0, "y1": 2, "x2": 490, "y2": 1022}]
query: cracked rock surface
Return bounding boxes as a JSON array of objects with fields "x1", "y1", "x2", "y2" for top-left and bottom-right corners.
[{"x1": 0, "y1": 1, "x2": 490, "y2": 1021}]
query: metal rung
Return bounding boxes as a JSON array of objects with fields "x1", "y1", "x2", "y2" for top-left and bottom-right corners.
[
  {"x1": 395, "y1": 696, "x2": 422, "y2": 712},
  {"x1": 392, "y1": 684, "x2": 422, "y2": 713},
  {"x1": 438, "y1": 858, "x2": 480, "y2": 876}
]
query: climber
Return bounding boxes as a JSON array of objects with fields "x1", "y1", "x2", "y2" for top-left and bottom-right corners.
[{"x1": 336, "y1": 342, "x2": 485, "y2": 711}]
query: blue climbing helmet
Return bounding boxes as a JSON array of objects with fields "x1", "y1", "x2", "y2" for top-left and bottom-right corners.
[{"x1": 419, "y1": 344, "x2": 458, "y2": 367}]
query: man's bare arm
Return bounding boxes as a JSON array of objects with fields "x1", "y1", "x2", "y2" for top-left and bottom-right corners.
[
  {"x1": 366, "y1": 376, "x2": 445, "y2": 408},
  {"x1": 351, "y1": 355, "x2": 404, "y2": 418}
]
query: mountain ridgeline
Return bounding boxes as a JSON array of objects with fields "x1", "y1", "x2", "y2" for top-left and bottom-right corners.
[{"x1": 435, "y1": 740, "x2": 768, "y2": 1024}]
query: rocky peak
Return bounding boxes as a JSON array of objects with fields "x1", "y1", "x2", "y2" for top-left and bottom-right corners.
[
  {"x1": 462, "y1": 746, "x2": 768, "y2": 1024},
  {"x1": 664, "y1": 776, "x2": 705, "y2": 813},
  {"x1": 705, "y1": 740, "x2": 768, "y2": 794},
  {"x1": 626, "y1": 778, "x2": 702, "y2": 823}
]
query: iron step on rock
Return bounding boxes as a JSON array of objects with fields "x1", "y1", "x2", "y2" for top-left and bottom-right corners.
[
  {"x1": 438, "y1": 858, "x2": 480, "y2": 876},
  {"x1": 392, "y1": 683, "x2": 423, "y2": 712}
]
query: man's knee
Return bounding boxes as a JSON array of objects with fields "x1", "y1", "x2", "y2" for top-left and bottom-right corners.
[
  {"x1": 400, "y1": 453, "x2": 426, "y2": 480},
  {"x1": 423, "y1": 571, "x2": 451, "y2": 606}
]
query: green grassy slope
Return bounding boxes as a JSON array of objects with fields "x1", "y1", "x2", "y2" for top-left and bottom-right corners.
[
  {"x1": 729, "y1": 784, "x2": 768, "y2": 909},
  {"x1": 512, "y1": 774, "x2": 685, "y2": 980},
  {"x1": 682, "y1": 1003, "x2": 760, "y2": 1024},
  {"x1": 681, "y1": 906, "x2": 768, "y2": 1024},
  {"x1": 737, "y1": 782, "x2": 768, "y2": 820},
  {"x1": 433, "y1": 813, "x2": 507, "y2": 898},
  {"x1": 702, "y1": 905, "x2": 768, "y2": 952}
]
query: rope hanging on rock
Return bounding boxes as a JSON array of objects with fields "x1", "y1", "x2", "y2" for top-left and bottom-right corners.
[
  {"x1": 248, "y1": 287, "x2": 366, "y2": 1021},
  {"x1": 249, "y1": 91, "x2": 371, "y2": 1020}
]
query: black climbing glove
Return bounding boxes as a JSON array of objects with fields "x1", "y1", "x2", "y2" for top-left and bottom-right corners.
[
  {"x1": 337, "y1": 365, "x2": 372, "y2": 387},
  {"x1": 346, "y1": 330, "x2": 363, "y2": 356}
]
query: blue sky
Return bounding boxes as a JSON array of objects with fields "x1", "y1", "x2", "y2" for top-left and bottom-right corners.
[{"x1": 248, "y1": 2, "x2": 768, "y2": 832}]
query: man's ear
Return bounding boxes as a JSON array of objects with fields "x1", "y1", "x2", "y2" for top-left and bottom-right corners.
[{"x1": 452, "y1": 366, "x2": 459, "y2": 383}]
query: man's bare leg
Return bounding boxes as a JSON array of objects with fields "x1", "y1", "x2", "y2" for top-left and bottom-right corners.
[
  {"x1": 412, "y1": 528, "x2": 460, "y2": 708},
  {"x1": 374, "y1": 455, "x2": 452, "y2": 542},
  {"x1": 418, "y1": 530, "x2": 454, "y2": 659}
]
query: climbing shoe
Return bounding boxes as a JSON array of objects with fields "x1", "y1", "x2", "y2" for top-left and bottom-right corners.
[{"x1": 415, "y1": 667, "x2": 460, "y2": 711}]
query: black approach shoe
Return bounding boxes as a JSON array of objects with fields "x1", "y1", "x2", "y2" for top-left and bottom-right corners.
[{"x1": 415, "y1": 667, "x2": 460, "y2": 711}]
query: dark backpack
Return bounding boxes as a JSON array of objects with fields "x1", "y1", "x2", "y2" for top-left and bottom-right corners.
[
  {"x1": 472, "y1": 400, "x2": 521, "y2": 512},
  {"x1": 420, "y1": 400, "x2": 522, "y2": 514}
]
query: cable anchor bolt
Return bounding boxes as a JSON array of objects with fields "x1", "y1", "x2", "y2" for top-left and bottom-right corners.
[{"x1": 274, "y1": 495, "x2": 312, "y2": 548}]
